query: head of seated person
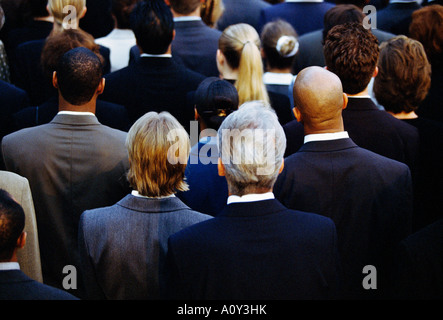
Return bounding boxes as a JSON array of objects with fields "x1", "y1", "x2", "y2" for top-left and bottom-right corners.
[
  {"x1": 323, "y1": 22, "x2": 379, "y2": 96},
  {"x1": 260, "y1": 19, "x2": 299, "y2": 73},
  {"x1": 126, "y1": 111, "x2": 190, "y2": 198},
  {"x1": 53, "y1": 47, "x2": 105, "y2": 112},
  {"x1": 47, "y1": 0, "x2": 87, "y2": 32},
  {"x1": 130, "y1": 0, "x2": 174, "y2": 55},
  {"x1": 194, "y1": 77, "x2": 239, "y2": 132},
  {"x1": 322, "y1": 4, "x2": 365, "y2": 44},
  {"x1": 41, "y1": 28, "x2": 104, "y2": 83},
  {"x1": 374, "y1": 36, "x2": 431, "y2": 119},
  {"x1": 112, "y1": 0, "x2": 141, "y2": 30},
  {"x1": 217, "y1": 101, "x2": 286, "y2": 197}
]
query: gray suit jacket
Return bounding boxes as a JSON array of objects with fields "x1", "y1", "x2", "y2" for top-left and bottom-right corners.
[
  {"x1": 78, "y1": 194, "x2": 212, "y2": 300},
  {"x1": 1, "y1": 114, "x2": 130, "y2": 296},
  {"x1": 0, "y1": 171, "x2": 43, "y2": 283}
]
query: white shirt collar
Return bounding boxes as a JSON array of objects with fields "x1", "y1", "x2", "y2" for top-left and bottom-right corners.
[
  {"x1": 0, "y1": 262, "x2": 20, "y2": 271},
  {"x1": 227, "y1": 192, "x2": 275, "y2": 205},
  {"x1": 131, "y1": 190, "x2": 175, "y2": 199},
  {"x1": 263, "y1": 72, "x2": 295, "y2": 86},
  {"x1": 140, "y1": 53, "x2": 172, "y2": 58},
  {"x1": 304, "y1": 131, "x2": 349, "y2": 144},
  {"x1": 173, "y1": 16, "x2": 202, "y2": 22},
  {"x1": 285, "y1": 0, "x2": 324, "y2": 3},
  {"x1": 57, "y1": 111, "x2": 95, "y2": 117}
]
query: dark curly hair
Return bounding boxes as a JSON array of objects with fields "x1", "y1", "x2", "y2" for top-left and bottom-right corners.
[{"x1": 323, "y1": 22, "x2": 379, "y2": 95}]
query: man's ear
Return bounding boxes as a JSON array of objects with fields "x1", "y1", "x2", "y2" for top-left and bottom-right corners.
[
  {"x1": 293, "y1": 107, "x2": 302, "y2": 122},
  {"x1": 373, "y1": 66, "x2": 379, "y2": 78},
  {"x1": 96, "y1": 78, "x2": 105, "y2": 95},
  {"x1": 278, "y1": 159, "x2": 284, "y2": 174},
  {"x1": 218, "y1": 158, "x2": 226, "y2": 177},
  {"x1": 342, "y1": 93, "x2": 348, "y2": 110},
  {"x1": 52, "y1": 71, "x2": 58, "y2": 89},
  {"x1": 16, "y1": 232, "x2": 27, "y2": 250},
  {"x1": 194, "y1": 107, "x2": 200, "y2": 121}
]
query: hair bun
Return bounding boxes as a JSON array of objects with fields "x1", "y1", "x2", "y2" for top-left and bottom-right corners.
[{"x1": 276, "y1": 35, "x2": 299, "y2": 58}]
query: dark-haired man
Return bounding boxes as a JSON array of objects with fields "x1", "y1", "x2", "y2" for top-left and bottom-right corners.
[
  {"x1": 100, "y1": 0, "x2": 206, "y2": 132},
  {"x1": 1, "y1": 47, "x2": 130, "y2": 297},
  {"x1": 0, "y1": 189, "x2": 78, "y2": 300}
]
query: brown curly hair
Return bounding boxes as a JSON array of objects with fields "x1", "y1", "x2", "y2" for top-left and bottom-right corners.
[
  {"x1": 374, "y1": 36, "x2": 431, "y2": 114},
  {"x1": 323, "y1": 22, "x2": 379, "y2": 95}
]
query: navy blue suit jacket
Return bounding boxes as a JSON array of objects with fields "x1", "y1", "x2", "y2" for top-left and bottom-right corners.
[
  {"x1": 172, "y1": 20, "x2": 221, "y2": 77},
  {"x1": 100, "y1": 56, "x2": 205, "y2": 132},
  {"x1": 165, "y1": 199, "x2": 341, "y2": 300},
  {"x1": 216, "y1": 0, "x2": 271, "y2": 32},
  {"x1": 257, "y1": 1, "x2": 335, "y2": 35},
  {"x1": 0, "y1": 270, "x2": 79, "y2": 300},
  {"x1": 274, "y1": 138, "x2": 413, "y2": 299},
  {"x1": 377, "y1": 2, "x2": 421, "y2": 36}
]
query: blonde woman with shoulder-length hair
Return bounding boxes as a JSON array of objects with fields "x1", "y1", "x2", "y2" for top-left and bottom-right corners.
[
  {"x1": 126, "y1": 111, "x2": 190, "y2": 198},
  {"x1": 217, "y1": 23, "x2": 294, "y2": 125},
  {"x1": 47, "y1": 0, "x2": 87, "y2": 31},
  {"x1": 217, "y1": 23, "x2": 270, "y2": 106}
]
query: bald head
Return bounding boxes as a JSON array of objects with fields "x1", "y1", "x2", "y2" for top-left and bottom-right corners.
[{"x1": 293, "y1": 66, "x2": 347, "y2": 133}]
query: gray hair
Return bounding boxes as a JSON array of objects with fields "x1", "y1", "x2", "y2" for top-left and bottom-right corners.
[{"x1": 217, "y1": 101, "x2": 286, "y2": 196}]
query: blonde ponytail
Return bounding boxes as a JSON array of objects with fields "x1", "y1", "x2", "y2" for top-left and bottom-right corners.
[{"x1": 47, "y1": 0, "x2": 86, "y2": 30}]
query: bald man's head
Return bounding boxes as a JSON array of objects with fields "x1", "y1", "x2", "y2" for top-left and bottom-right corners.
[{"x1": 293, "y1": 66, "x2": 347, "y2": 133}]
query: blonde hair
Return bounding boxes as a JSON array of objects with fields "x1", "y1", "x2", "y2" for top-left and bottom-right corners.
[
  {"x1": 219, "y1": 23, "x2": 270, "y2": 106},
  {"x1": 126, "y1": 112, "x2": 190, "y2": 197},
  {"x1": 47, "y1": 0, "x2": 86, "y2": 28}
]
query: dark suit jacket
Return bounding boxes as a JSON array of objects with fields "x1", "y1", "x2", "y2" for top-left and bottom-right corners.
[
  {"x1": 176, "y1": 137, "x2": 228, "y2": 216},
  {"x1": 0, "y1": 270, "x2": 79, "y2": 300},
  {"x1": 100, "y1": 56, "x2": 206, "y2": 132},
  {"x1": 343, "y1": 97, "x2": 419, "y2": 170},
  {"x1": 274, "y1": 138, "x2": 413, "y2": 299},
  {"x1": 0, "y1": 79, "x2": 30, "y2": 141},
  {"x1": 79, "y1": 0, "x2": 114, "y2": 39},
  {"x1": 417, "y1": 62, "x2": 443, "y2": 123},
  {"x1": 165, "y1": 199, "x2": 341, "y2": 300},
  {"x1": 172, "y1": 20, "x2": 221, "y2": 77},
  {"x1": 1, "y1": 114, "x2": 130, "y2": 296},
  {"x1": 12, "y1": 39, "x2": 111, "y2": 106},
  {"x1": 13, "y1": 96, "x2": 131, "y2": 132},
  {"x1": 392, "y1": 218, "x2": 443, "y2": 299},
  {"x1": 79, "y1": 194, "x2": 212, "y2": 300},
  {"x1": 377, "y1": 2, "x2": 421, "y2": 36},
  {"x1": 293, "y1": 28, "x2": 395, "y2": 74},
  {"x1": 257, "y1": 1, "x2": 335, "y2": 35},
  {"x1": 216, "y1": 0, "x2": 271, "y2": 32}
]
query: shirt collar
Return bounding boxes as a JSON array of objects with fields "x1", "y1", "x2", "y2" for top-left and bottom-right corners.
[
  {"x1": 173, "y1": 16, "x2": 202, "y2": 22},
  {"x1": 263, "y1": 72, "x2": 295, "y2": 86},
  {"x1": 304, "y1": 131, "x2": 349, "y2": 144},
  {"x1": 131, "y1": 190, "x2": 175, "y2": 199},
  {"x1": 140, "y1": 53, "x2": 172, "y2": 58},
  {"x1": 227, "y1": 192, "x2": 275, "y2": 205},
  {"x1": 0, "y1": 262, "x2": 20, "y2": 271},
  {"x1": 57, "y1": 111, "x2": 95, "y2": 117}
]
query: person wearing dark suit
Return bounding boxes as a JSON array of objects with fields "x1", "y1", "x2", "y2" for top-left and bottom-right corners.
[
  {"x1": 164, "y1": 101, "x2": 341, "y2": 300},
  {"x1": 79, "y1": 0, "x2": 114, "y2": 39},
  {"x1": 377, "y1": 0, "x2": 421, "y2": 36},
  {"x1": 166, "y1": 0, "x2": 222, "y2": 77},
  {"x1": 0, "y1": 189, "x2": 78, "y2": 300},
  {"x1": 292, "y1": 4, "x2": 395, "y2": 74},
  {"x1": 373, "y1": 35, "x2": 443, "y2": 232},
  {"x1": 257, "y1": 0, "x2": 335, "y2": 36},
  {"x1": 322, "y1": 22, "x2": 419, "y2": 169},
  {"x1": 177, "y1": 78, "x2": 238, "y2": 216},
  {"x1": 216, "y1": 0, "x2": 271, "y2": 32},
  {"x1": 79, "y1": 111, "x2": 212, "y2": 300},
  {"x1": 391, "y1": 218, "x2": 443, "y2": 299},
  {"x1": 274, "y1": 66, "x2": 413, "y2": 299},
  {"x1": 1, "y1": 48, "x2": 131, "y2": 297},
  {"x1": 0, "y1": 79, "x2": 30, "y2": 141},
  {"x1": 100, "y1": 0, "x2": 205, "y2": 132}
]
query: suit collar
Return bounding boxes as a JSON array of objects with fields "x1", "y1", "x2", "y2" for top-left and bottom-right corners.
[
  {"x1": 298, "y1": 137, "x2": 358, "y2": 153},
  {"x1": 50, "y1": 113, "x2": 101, "y2": 126},
  {"x1": 345, "y1": 97, "x2": 379, "y2": 111},
  {"x1": 218, "y1": 199, "x2": 288, "y2": 218},
  {"x1": 117, "y1": 194, "x2": 191, "y2": 213},
  {"x1": 0, "y1": 270, "x2": 31, "y2": 284}
]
